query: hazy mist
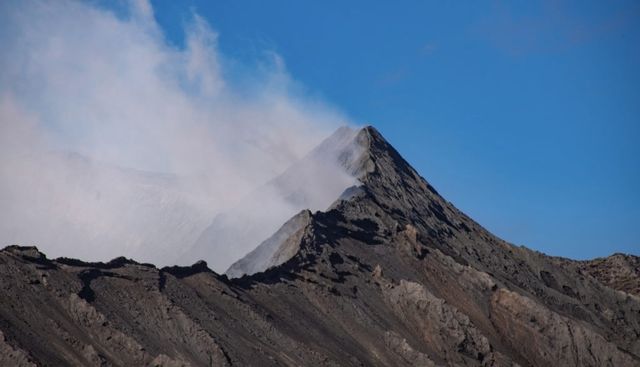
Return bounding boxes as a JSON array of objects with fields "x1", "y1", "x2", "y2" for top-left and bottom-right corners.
[{"x1": 0, "y1": 0, "x2": 356, "y2": 269}]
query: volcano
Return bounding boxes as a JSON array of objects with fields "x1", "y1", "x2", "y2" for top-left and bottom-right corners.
[{"x1": 1, "y1": 126, "x2": 639, "y2": 366}]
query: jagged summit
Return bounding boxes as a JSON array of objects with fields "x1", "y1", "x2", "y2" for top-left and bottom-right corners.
[
  {"x1": 225, "y1": 125, "x2": 462, "y2": 278},
  {"x1": 1, "y1": 125, "x2": 639, "y2": 366},
  {"x1": 191, "y1": 124, "x2": 401, "y2": 275},
  {"x1": 326, "y1": 124, "x2": 426, "y2": 182}
]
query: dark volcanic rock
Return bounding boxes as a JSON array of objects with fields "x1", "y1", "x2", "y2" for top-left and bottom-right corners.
[
  {"x1": 578, "y1": 253, "x2": 640, "y2": 296},
  {"x1": 1, "y1": 126, "x2": 639, "y2": 366}
]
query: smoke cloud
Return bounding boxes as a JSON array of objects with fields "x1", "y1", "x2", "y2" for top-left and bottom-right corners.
[{"x1": 0, "y1": 0, "x2": 356, "y2": 269}]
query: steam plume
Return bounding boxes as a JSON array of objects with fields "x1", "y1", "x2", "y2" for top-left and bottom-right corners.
[{"x1": 0, "y1": 0, "x2": 355, "y2": 269}]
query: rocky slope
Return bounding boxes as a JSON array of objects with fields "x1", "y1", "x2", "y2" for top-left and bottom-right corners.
[
  {"x1": 1, "y1": 126, "x2": 639, "y2": 366},
  {"x1": 225, "y1": 209, "x2": 313, "y2": 278},
  {"x1": 579, "y1": 254, "x2": 640, "y2": 296},
  {"x1": 181, "y1": 127, "x2": 360, "y2": 271}
]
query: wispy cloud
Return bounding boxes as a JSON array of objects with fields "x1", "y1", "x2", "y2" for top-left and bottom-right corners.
[
  {"x1": 0, "y1": 0, "x2": 353, "y2": 266},
  {"x1": 375, "y1": 67, "x2": 410, "y2": 87},
  {"x1": 473, "y1": 1, "x2": 640, "y2": 56},
  {"x1": 420, "y1": 42, "x2": 438, "y2": 56}
]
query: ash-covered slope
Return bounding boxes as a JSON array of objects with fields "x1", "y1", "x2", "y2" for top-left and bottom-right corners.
[{"x1": 1, "y1": 126, "x2": 639, "y2": 367}]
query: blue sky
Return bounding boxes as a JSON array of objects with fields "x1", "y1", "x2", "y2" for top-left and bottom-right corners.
[{"x1": 128, "y1": 1, "x2": 639, "y2": 259}]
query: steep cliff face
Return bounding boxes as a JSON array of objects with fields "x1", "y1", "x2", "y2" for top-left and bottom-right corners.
[{"x1": 1, "y1": 127, "x2": 639, "y2": 366}]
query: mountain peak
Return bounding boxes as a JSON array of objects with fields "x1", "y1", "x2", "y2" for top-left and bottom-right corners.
[
  {"x1": 359, "y1": 125, "x2": 385, "y2": 143},
  {"x1": 317, "y1": 125, "x2": 422, "y2": 185},
  {"x1": 2, "y1": 125, "x2": 639, "y2": 366},
  {"x1": 226, "y1": 125, "x2": 451, "y2": 278}
]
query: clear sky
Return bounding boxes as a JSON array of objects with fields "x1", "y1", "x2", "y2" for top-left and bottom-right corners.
[{"x1": 131, "y1": 1, "x2": 639, "y2": 259}]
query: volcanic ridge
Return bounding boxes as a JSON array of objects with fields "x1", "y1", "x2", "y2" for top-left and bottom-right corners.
[{"x1": 1, "y1": 126, "x2": 639, "y2": 366}]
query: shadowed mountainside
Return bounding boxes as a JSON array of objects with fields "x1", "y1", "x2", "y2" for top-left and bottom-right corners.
[{"x1": 1, "y1": 126, "x2": 639, "y2": 366}]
